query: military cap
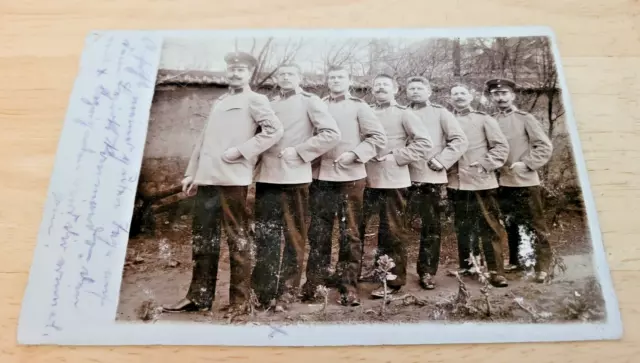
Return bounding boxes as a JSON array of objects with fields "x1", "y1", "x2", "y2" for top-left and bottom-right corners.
[
  {"x1": 224, "y1": 51, "x2": 258, "y2": 68},
  {"x1": 485, "y1": 78, "x2": 516, "y2": 92}
]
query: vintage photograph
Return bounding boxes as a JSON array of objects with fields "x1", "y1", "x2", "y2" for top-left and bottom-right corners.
[{"x1": 114, "y1": 33, "x2": 606, "y2": 326}]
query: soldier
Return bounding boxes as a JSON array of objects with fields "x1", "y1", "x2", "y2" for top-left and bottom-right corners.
[
  {"x1": 301, "y1": 65, "x2": 387, "y2": 306},
  {"x1": 163, "y1": 52, "x2": 284, "y2": 315},
  {"x1": 486, "y1": 78, "x2": 553, "y2": 283},
  {"x1": 447, "y1": 83, "x2": 510, "y2": 288},
  {"x1": 250, "y1": 63, "x2": 341, "y2": 311},
  {"x1": 359, "y1": 74, "x2": 432, "y2": 298},
  {"x1": 405, "y1": 76, "x2": 468, "y2": 290}
]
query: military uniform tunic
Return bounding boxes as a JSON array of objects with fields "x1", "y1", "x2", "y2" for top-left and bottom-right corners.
[
  {"x1": 186, "y1": 87, "x2": 284, "y2": 186},
  {"x1": 251, "y1": 87, "x2": 340, "y2": 305},
  {"x1": 359, "y1": 100, "x2": 432, "y2": 288},
  {"x1": 406, "y1": 101, "x2": 467, "y2": 279},
  {"x1": 494, "y1": 106, "x2": 553, "y2": 272},
  {"x1": 184, "y1": 86, "x2": 283, "y2": 309},
  {"x1": 447, "y1": 107, "x2": 510, "y2": 274},
  {"x1": 303, "y1": 93, "x2": 387, "y2": 301}
]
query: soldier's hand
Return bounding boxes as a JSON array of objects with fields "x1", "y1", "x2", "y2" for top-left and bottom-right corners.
[
  {"x1": 469, "y1": 161, "x2": 487, "y2": 173},
  {"x1": 427, "y1": 158, "x2": 444, "y2": 171},
  {"x1": 181, "y1": 176, "x2": 197, "y2": 196},
  {"x1": 376, "y1": 153, "x2": 395, "y2": 162},
  {"x1": 334, "y1": 151, "x2": 359, "y2": 166},
  {"x1": 509, "y1": 161, "x2": 528, "y2": 172},
  {"x1": 222, "y1": 147, "x2": 243, "y2": 163},
  {"x1": 278, "y1": 147, "x2": 302, "y2": 162}
]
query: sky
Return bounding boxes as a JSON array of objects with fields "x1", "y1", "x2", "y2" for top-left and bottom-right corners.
[{"x1": 159, "y1": 35, "x2": 492, "y2": 75}]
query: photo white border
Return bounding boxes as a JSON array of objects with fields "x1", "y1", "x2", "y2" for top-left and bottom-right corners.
[{"x1": 17, "y1": 26, "x2": 623, "y2": 346}]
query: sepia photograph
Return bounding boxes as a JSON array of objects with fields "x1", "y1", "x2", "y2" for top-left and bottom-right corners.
[{"x1": 113, "y1": 32, "x2": 608, "y2": 328}]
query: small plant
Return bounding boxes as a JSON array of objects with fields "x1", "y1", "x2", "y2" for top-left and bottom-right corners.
[
  {"x1": 136, "y1": 299, "x2": 162, "y2": 323},
  {"x1": 467, "y1": 253, "x2": 492, "y2": 317},
  {"x1": 563, "y1": 277, "x2": 605, "y2": 322},
  {"x1": 248, "y1": 289, "x2": 261, "y2": 316},
  {"x1": 511, "y1": 292, "x2": 551, "y2": 322},
  {"x1": 315, "y1": 285, "x2": 329, "y2": 317},
  {"x1": 374, "y1": 255, "x2": 397, "y2": 316},
  {"x1": 450, "y1": 271, "x2": 474, "y2": 315},
  {"x1": 548, "y1": 248, "x2": 567, "y2": 281}
]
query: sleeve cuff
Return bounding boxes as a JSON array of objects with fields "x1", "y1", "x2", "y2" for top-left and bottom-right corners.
[
  {"x1": 235, "y1": 143, "x2": 254, "y2": 161},
  {"x1": 351, "y1": 147, "x2": 370, "y2": 163},
  {"x1": 294, "y1": 144, "x2": 315, "y2": 163},
  {"x1": 522, "y1": 159, "x2": 537, "y2": 171},
  {"x1": 393, "y1": 150, "x2": 412, "y2": 166},
  {"x1": 433, "y1": 156, "x2": 451, "y2": 170}
]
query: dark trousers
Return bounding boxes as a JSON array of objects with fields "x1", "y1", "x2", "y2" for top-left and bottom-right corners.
[
  {"x1": 449, "y1": 188, "x2": 506, "y2": 274},
  {"x1": 407, "y1": 183, "x2": 446, "y2": 277},
  {"x1": 186, "y1": 185, "x2": 251, "y2": 308},
  {"x1": 498, "y1": 186, "x2": 551, "y2": 272},
  {"x1": 250, "y1": 182, "x2": 309, "y2": 306},
  {"x1": 304, "y1": 178, "x2": 365, "y2": 295},
  {"x1": 359, "y1": 188, "x2": 409, "y2": 288}
]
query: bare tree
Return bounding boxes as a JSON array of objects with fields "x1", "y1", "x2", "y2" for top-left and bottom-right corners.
[
  {"x1": 322, "y1": 39, "x2": 368, "y2": 73},
  {"x1": 242, "y1": 37, "x2": 305, "y2": 88}
]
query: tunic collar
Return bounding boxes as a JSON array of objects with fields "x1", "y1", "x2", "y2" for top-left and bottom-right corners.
[
  {"x1": 410, "y1": 101, "x2": 429, "y2": 110},
  {"x1": 453, "y1": 107, "x2": 472, "y2": 116},
  {"x1": 280, "y1": 87, "x2": 301, "y2": 99},
  {"x1": 496, "y1": 105, "x2": 517, "y2": 115},
  {"x1": 228, "y1": 86, "x2": 248, "y2": 95},
  {"x1": 328, "y1": 93, "x2": 348, "y2": 102},
  {"x1": 374, "y1": 100, "x2": 395, "y2": 109}
]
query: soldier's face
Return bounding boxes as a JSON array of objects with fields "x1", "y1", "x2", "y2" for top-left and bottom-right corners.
[
  {"x1": 276, "y1": 66, "x2": 301, "y2": 90},
  {"x1": 226, "y1": 65, "x2": 252, "y2": 87},
  {"x1": 490, "y1": 89, "x2": 515, "y2": 108},
  {"x1": 406, "y1": 81, "x2": 431, "y2": 102},
  {"x1": 373, "y1": 77, "x2": 397, "y2": 102},
  {"x1": 326, "y1": 70, "x2": 351, "y2": 93},
  {"x1": 450, "y1": 86, "x2": 473, "y2": 109}
]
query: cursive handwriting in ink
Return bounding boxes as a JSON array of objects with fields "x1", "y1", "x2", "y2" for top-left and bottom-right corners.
[
  {"x1": 125, "y1": 96, "x2": 139, "y2": 152},
  {"x1": 74, "y1": 118, "x2": 94, "y2": 129},
  {"x1": 60, "y1": 222, "x2": 79, "y2": 251},
  {"x1": 102, "y1": 139, "x2": 130, "y2": 166},
  {"x1": 110, "y1": 221, "x2": 128, "y2": 243},
  {"x1": 76, "y1": 129, "x2": 96, "y2": 167},
  {"x1": 115, "y1": 169, "x2": 137, "y2": 208},
  {"x1": 39, "y1": 35, "x2": 159, "y2": 334},
  {"x1": 85, "y1": 227, "x2": 111, "y2": 263},
  {"x1": 124, "y1": 51, "x2": 153, "y2": 89},
  {"x1": 66, "y1": 177, "x2": 81, "y2": 223},
  {"x1": 47, "y1": 193, "x2": 63, "y2": 237},
  {"x1": 45, "y1": 258, "x2": 65, "y2": 332},
  {"x1": 102, "y1": 271, "x2": 111, "y2": 306},
  {"x1": 74, "y1": 266, "x2": 96, "y2": 308},
  {"x1": 98, "y1": 85, "x2": 112, "y2": 100},
  {"x1": 51, "y1": 258, "x2": 65, "y2": 308},
  {"x1": 83, "y1": 270, "x2": 112, "y2": 307},
  {"x1": 106, "y1": 116, "x2": 120, "y2": 138}
]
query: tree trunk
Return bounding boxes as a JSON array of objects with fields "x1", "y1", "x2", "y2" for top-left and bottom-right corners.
[{"x1": 453, "y1": 38, "x2": 461, "y2": 78}]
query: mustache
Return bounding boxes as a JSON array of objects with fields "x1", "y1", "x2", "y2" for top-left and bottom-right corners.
[
  {"x1": 374, "y1": 89, "x2": 388, "y2": 93},
  {"x1": 229, "y1": 76, "x2": 242, "y2": 80}
]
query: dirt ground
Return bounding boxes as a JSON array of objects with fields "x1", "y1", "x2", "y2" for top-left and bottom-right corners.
[{"x1": 116, "y1": 208, "x2": 606, "y2": 326}]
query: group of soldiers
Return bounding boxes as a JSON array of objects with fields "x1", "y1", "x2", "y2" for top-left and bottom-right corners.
[{"x1": 162, "y1": 50, "x2": 553, "y2": 316}]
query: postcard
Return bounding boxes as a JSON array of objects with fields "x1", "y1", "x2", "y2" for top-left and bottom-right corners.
[{"x1": 17, "y1": 27, "x2": 622, "y2": 346}]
